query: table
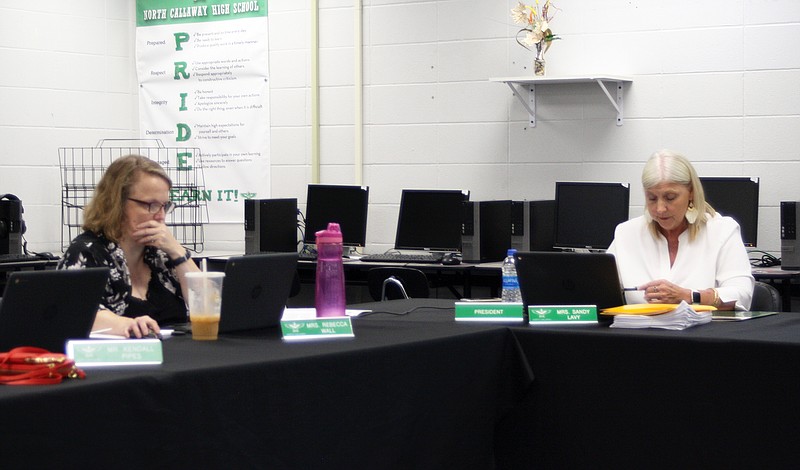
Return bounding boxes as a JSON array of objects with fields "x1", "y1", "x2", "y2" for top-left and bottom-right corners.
[
  {"x1": 0, "y1": 311, "x2": 531, "y2": 469},
  {"x1": 3, "y1": 297, "x2": 799, "y2": 468},
  {"x1": 360, "y1": 299, "x2": 800, "y2": 469},
  {"x1": 0, "y1": 258, "x2": 57, "y2": 292},
  {"x1": 505, "y1": 313, "x2": 800, "y2": 469}
]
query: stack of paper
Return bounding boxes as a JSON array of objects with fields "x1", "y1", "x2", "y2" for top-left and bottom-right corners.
[{"x1": 608, "y1": 301, "x2": 712, "y2": 330}]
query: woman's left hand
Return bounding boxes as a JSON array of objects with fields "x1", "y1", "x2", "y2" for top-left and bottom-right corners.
[{"x1": 639, "y1": 279, "x2": 690, "y2": 304}]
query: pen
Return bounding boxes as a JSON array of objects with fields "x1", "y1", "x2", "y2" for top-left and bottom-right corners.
[
  {"x1": 623, "y1": 287, "x2": 639, "y2": 291},
  {"x1": 91, "y1": 328, "x2": 113, "y2": 334}
]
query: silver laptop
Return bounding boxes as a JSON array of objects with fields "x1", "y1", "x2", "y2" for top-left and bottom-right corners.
[
  {"x1": 218, "y1": 253, "x2": 299, "y2": 333},
  {"x1": 0, "y1": 268, "x2": 109, "y2": 352},
  {"x1": 514, "y1": 251, "x2": 625, "y2": 322}
]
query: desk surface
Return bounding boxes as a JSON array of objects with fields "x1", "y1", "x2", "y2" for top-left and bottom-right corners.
[
  {"x1": 1, "y1": 298, "x2": 798, "y2": 468},
  {"x1": 0, "y1": 310, "x2": 530, "y2": 469}
]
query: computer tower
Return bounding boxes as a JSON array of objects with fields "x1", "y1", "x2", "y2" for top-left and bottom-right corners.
[
  {"x1": 0, "y1": 198, "x2": 23, "y2": 255},
  {"x1": 781, "y1": 201, "x2": 800, "y2": 270},
  {"x1": 244, "y1": 198, "x2": 298, "y2": 254},
  {"x1": 461, "y1": 200, "x2": 512, "y2": 263},
  {"x1": 511, "y1": 200, "x2": 556, "y2": 252}
]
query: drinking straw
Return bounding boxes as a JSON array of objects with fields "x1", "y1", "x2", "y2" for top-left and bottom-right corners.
[{"x1": 201, "y1": 259, "x2": 209, "y2": 315}]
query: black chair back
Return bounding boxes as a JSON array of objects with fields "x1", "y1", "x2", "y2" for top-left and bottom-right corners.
[
  {"x1": 751, "y1": 281, "x2": 781, "y2": 312},
  {"x1": 367, "y1": 267, "x2": 430, "y2": 301}
]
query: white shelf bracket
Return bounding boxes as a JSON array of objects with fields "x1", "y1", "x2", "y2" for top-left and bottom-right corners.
[
  {"x1": 494, "y1": 75, "x2": 631, "y2": 128},
  {"x1": 505, "y1": 82, "x2": 537, "y2": 126},
  {"x1": 595, "y1": 79, "x2": 624, "y2": 126}
]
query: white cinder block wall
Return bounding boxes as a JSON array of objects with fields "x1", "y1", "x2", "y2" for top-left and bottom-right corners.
[{"x1": 1, "y1": 0, "x2": 798, "y2": 257}]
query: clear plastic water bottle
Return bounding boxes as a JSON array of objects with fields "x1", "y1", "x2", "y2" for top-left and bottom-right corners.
[
  {"x1": 501, "y1": 248, "x2": 522, "y2": 303},
  {"x1": 315, "y1": 222, "x2": 346, "y2": 317}
]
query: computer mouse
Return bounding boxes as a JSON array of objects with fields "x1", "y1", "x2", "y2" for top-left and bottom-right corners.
[{"x1": 441, "y1": 253, "x2": 461, "y2": 265}]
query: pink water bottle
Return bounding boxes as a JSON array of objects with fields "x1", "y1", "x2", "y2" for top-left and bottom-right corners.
[{"x1": 315, "y1": 222, "x2": 346, "y2": 317}]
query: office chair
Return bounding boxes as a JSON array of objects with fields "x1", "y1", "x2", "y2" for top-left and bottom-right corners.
[
  {"x1": 750, "y1": 281, "x2": 782, "y2": 312},
  {"x1": 367, "y1": 267, "x2": 430, "y2": 301}
]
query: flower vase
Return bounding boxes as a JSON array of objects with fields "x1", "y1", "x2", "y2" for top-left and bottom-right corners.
[
  {"x1": 534, "y1": 58, "x2": 545, "y2": 76},
  {"x1": 534, "y1": 42, "x2": 546, "y2": 76}
]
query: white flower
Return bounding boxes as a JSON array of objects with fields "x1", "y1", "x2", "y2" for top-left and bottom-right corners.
[
  {"x1": 539, "y1": 20, "x2": 549, "y2": 32},
  {"x1": 524, "y1": 30, "x2": 543, "y2": 46},
  {"x1": 511, "y1": 2, "x2": 530, "y2": 25}
]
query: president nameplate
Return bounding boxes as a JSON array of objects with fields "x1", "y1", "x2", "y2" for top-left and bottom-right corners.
[{"x1": 455, "y1": 302, "x2": 525, "y2": 322}]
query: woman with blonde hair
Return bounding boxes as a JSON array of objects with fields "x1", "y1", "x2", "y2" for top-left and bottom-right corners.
[
  {"x1": 58, "y1": 155, "x2": 200, "y2": 336},
  {"x1": 607, "y1": 150, "x2": 754, "y2": 310}
]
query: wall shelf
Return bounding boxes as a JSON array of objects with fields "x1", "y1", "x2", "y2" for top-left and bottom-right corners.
[{"x1": 490, "y1": 75, "x2": 633, "y2": 127}]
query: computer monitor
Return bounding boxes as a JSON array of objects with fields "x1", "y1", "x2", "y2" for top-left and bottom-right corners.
[
  {"x1": 244, "y1": 198, "x2": 298, "y2": 254},
  {"x1": 554, "y1": 182, "x2": 630, "y2": 251},
  {"x1": 303, "y1": 184, "x2": 370, "y2": 248},
  {"x1": 700, "y1": 177, "x2": 759, "y2": 247},
  {"x1": 394, "y1": 189, "x2": 470, "y2": 252}
]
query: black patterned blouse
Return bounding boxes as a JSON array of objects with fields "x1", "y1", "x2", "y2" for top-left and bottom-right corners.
[{"x1": 57, "y1": 231, "x2": 187, "y2": 324}]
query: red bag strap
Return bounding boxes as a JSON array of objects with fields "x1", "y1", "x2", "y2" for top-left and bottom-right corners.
[{"x1": 0, "y1": 347, "x2": 85, "y2": 385}]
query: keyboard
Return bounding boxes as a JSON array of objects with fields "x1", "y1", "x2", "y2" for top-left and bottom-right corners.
[
  {"x1": 0, "y1": 253, "x2": 48, "y2": 263},
  {"x1": 298, "y1": 252, "x2": 318, "y2": 261},
  {"x1": 359, "y1": 253, "x2": 443, "y2": 264}
]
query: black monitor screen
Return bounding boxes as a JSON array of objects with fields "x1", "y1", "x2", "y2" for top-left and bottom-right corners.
[
  {"x1": 303, "y1": 184, "x2": 369, "y2": 247},
  {"x1": 394, "y1": 189, "x2": 470, "y2": 252},
  {"x1": 700, "y1": 177, "x2": 759, "y2": 247},
  {"x1": 554, "y1": 182, "x2": 630, "y2": 250}
]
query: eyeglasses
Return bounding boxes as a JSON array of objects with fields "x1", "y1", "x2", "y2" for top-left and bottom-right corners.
[{"x1": 128, "y1": 197, "x2": 176, "y2": 215}]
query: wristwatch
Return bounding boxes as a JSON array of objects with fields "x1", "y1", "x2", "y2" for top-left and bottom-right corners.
[
  {"x1": 168, "y1": 248, "x2": 191, "y2": 268},
  {"x1": 692, "y1": 290, "x2": 701, "y2": 304}
]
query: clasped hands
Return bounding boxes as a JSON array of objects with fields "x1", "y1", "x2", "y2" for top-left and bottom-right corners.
[{"x1": 638, "y1": 280, "x2": 691, "y2": 304}]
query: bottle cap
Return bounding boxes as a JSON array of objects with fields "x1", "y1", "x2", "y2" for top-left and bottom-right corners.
[
  {"x1": 316, "y1": 222, "x2": 343, "y2": 244},
  {"x1": 507, "y1": 248, "x2": 517, "y2": 256}
]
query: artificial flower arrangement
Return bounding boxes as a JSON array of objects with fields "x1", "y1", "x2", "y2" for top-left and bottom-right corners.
[{"x1": 511, "y1": 0, "x2": 560, "y2": 75}]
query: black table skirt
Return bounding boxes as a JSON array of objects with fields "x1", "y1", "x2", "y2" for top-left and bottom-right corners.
[
  {"x1": 3, "y1": 298, "x2": 799, "y2": 468},
  {"x1": 503, "y1": 314, "x2": 800, "y2": 469},
  {"x1": 0, "y1": 310, "x2": 532, "y2": 469},
  {"x1": 352, "y1": 300, "x2": 800, "y2": 469}
]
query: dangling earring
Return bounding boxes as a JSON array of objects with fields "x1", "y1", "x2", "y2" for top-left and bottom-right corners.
[{"x1": 685, "y1": 201, "x2": 698, "y2": 224}]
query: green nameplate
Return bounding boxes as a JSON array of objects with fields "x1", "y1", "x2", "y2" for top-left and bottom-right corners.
[
  {"x1": 281, "y1": 316, "x2": 354, "y2": 341},
  {"x1": 66, "y1": 339, "x2": 163, "y2": 366},
  {"x1": 527, "y1": 305, "x2": 598, "y2": 324},
  {"x1": 455, "y1": 302, "x2": 525, "y2": 322}
]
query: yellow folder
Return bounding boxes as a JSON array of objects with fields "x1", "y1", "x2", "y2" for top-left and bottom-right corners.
[{"x1": 601, "y1": 303, "x2": 717, "y2": 316}]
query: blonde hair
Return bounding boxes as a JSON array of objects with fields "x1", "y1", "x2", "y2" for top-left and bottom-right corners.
[
  {"x1": 82, "y1": 155, "x2": 172, "y2": 242},
  {"x1": 641, "y1": 149, "x2": 715, "y2": 240}
]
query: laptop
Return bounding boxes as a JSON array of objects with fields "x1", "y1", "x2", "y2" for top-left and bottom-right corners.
[
  {"x1": 0, "y1": 268, "x2": 109, "y2": 352},
  {"x1": 217, "y1": 252, "x2": 299, "y2": 333},
  {"x1": 514, "y1": 251, "x2": 626, "y2": 321}
]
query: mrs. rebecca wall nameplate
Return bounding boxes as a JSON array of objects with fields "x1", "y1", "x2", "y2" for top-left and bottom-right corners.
[
  {"x1": 527, "y1": 305, "x2": 597, "y2": 325},
  {"x1": 455, "y1": 302, "x2": 525, "y2": 323},
  {"x1": 280, "y1": 311, "x2": 354, "y2": 341}
]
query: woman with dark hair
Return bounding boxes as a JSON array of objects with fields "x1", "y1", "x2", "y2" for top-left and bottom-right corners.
[
  {"x1": 58, "y1": 155, "x2": 200, "y2": 336},
  {"x1": 608, "y1": 150, "x2": 754, "y2": 310}
]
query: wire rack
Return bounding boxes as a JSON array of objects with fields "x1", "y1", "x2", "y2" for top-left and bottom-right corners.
[{"x1": 58, "y1": 140, "x2": 208, "y2": 253}]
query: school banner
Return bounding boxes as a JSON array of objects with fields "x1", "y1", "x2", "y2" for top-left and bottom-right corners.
[{"x1": 135, "y1": 0, "x2": 269, "y2": 222}]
